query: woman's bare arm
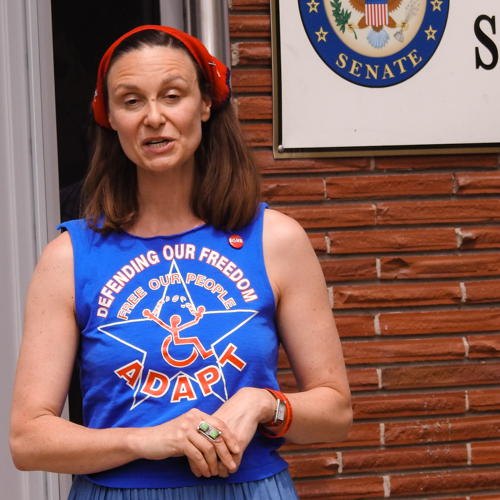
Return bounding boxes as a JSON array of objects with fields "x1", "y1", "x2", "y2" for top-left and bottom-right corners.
[{"x1": 263, "y1": 209, "x2": 352, "y2": 444}]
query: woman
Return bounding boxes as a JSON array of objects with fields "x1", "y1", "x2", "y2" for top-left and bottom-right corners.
[{"x1": 10, "y1": 25, "x2": 352, "y2": 499}]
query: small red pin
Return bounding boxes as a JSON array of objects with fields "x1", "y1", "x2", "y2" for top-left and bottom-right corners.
[{"x1": 229, "y1": 235, "x2": 244, "y2": 249}]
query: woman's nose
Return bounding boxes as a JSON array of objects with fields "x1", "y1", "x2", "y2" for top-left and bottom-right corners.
[{"x1": 143, "y1": 100, "x2": 166, "y2": 128}]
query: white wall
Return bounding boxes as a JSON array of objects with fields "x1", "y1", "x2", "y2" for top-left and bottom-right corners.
[{"x1": 0, "y1": 0, "x2": 68, "y2": 497}]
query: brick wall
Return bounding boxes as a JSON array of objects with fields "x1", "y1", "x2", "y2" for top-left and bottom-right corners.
[{"x1": 229, "y1": 1, "x2": 500, "y2": 498}]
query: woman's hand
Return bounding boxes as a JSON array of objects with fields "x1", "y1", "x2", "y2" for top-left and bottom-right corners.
[
  {"x1": 204, "y1": 387, "x2": 276, "y2": 477},
  {"x1": 136, "y1": 408, "x2": 240, "y2": 478}
]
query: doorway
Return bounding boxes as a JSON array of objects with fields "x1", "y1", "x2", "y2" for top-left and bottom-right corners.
[
  {"x1": 51, "y1": 0, "x2": 161, "y2": 425},
  {"x1": 52, "y1": 0, "x2": 161, "y2": 222}
]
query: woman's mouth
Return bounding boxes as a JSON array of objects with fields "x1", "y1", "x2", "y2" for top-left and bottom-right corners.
[{"x1": 145, "y1": 138, "x2": 170, "y2": 148}]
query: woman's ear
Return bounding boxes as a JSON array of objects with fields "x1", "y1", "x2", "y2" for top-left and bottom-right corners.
[
  {"x1": 107, "y1": 111, "x2": 116, "y2": 131},
  {"x1": 201, "y1": 95, "x2": 212, "y2": 123}
]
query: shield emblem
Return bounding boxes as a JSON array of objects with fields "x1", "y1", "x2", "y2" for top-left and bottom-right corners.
[{"x1": 365, "y1": 0, "x2": 389, "y2": 26}]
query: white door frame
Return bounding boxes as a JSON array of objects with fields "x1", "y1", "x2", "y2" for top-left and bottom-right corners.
[{"x1": 0, "y1": 0, "x2": 67, "y2": 497}]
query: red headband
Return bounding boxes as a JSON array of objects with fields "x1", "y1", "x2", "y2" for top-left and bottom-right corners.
[{"x1": 92, "y1": 25, "x2": 231, "y2": 129}]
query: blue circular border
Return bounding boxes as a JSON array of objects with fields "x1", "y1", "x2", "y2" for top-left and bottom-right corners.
[{"x1": 299, "y1": 0, "x2": 449, "y2": 87}]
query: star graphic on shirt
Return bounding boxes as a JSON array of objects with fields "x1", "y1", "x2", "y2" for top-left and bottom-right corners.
[
  {"x1": 98, "y1": 260, "x2": 258, "y2": 410},
  {"x1": 100, "y1": 309, "x2": 256, "y2": 409},
  {"x1": 425, "y1": 25, "x2": 437, "y2": 40}
]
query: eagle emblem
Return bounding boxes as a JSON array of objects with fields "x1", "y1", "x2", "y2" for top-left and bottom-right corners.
[
  {"x1": 346, "y1": 0, "x2": 416, "y2": 48},
  {"x1": 299, "y1": 0, "x2": 449, "y2": 87}
]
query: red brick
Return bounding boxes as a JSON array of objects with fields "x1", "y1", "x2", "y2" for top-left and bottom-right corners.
[
  {"x1": 277, "y1": 372, "x2": 297, "y2": 392},
  {"x1": 379, "y1": 309, "x2": 500, "y2": 336},
  {"x1": 236, "y1": 96, "x2": 272, "y2": 120},
  {"x1": 470, "y1": 496, "x2": 500, "y2": 500},
  {"x1": 329, "y1": 228, "x2": 457, "y2": 254},
  {"x1": 469, "y1": 389, "x2": 500, "y2": 412},
  {"x1": 275, "y1": 205, "x2": 376, "y2": 229},
  {"x1": 277, "y1": 347, "x2": 289, "y2": 369},
  {"x1": 431, "y1": 497, "x2": 466, "y2": 500},
  {"x1": 339, "y1": 422, "x2": 381, "y2": 448},
  {"x1": 321, "y1": 258, "x2": 377, "y2": 282},
  {"x1": 376, "y1": 200, "x2": 500, "y2": 225},
  {"x1": 343, "y1": 338, "x2": 465, "y2": 365},
  {"x1": 261, "y1": 177, "x2": 324, "y2": 202},
  {"x1": 295, "y1": 476, "x2": 385, "y2": 499},
  {"x1": 308, "y1": 233, "x2": 327, "y2": 254},
  {"x1": 232, "y1": 42, "x2": 271, "y2": 66},
  {"x1": 390, "y1": 468, "x2": 500, "y2": 496},
  {"x1": 241, "y1": 123, "x2": 272, "y2": 147},
  {"x1": 326, "y1": 173, "x2": 453, "y2": 199},
  {"x1": 335, "y1": 314, "x2": 376, "y2": 337},
  {"x1": 231, "y1": 69, "x2": 272, "y2": 92},
  {"x1": 256, "y1": 151, "x2": 371, "y2": 174},
  {"x1": 471, "y1": 442, "x2": 500, "y2": 465},
  {"x1": 385, "y1": 415, "x2": 500, "y2": 445},
  {"x1": 375, "y1": 154, "x2": 499, "y2": 170},
  {"x1": 313, "y1": 158, "x2": 373, "y2": 172},
  {"x1": 230, "y1": 0, "x2": 270, "y2": 10},
  {"x1": 380, "y1": 254, "x2": 500, "y2": 279},
  {"x1": 456, "y1": 172, "x2": 500, "y2": 194},
  {"x1": 464, "y1": 280, "x2": 500, "y2": 304},
  {"x1": 285, "y1": 453, "x2": 339, "y2": 478},
  {"x1": 468, "y1": 334, "x2": 500, "y2": 358},
  {"x1": 352, "y1": 392, "x2": 466, "y2": 419},
  {"x1": 382, "y1": 363, "x2": 500, "y2": 390},
  {"x1": 346, "y1": 368, "x2": 379, "y2": 391},
  {"x1": 458, "y1": 226, "x2": 500, "y2": 250},
  {"x1": 342, "y1": 444, "x2": 467, "y2": 472},
  {"x1": 333, "y1": 282, "x2": 462, "y2": 309},
  {"x1": 229, "y1": 15, "x2": 270, "y2": 37}
]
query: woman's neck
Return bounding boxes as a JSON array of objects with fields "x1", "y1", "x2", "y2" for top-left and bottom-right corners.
[{"x1": 127, "y1": 167, "x2": 204, "y2": 237}]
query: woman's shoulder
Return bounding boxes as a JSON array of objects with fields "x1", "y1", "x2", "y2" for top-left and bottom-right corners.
[
  {"x1": 37, "y1": 231, "x2": 74, "y2": 269},
  {"x1": 263, "y1": 208, "x2": 310, "y2": 249},
  {"x1": 262, "y1": 208, "x2": 324, "y2": 303},
  {"x1": 262, "y1": 208, "x2": 317, "y2": 278},
  {"x1": 29, "y1": 232, "x2": 75, "y2": 302}
]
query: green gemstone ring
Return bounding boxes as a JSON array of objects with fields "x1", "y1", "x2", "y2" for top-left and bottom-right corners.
[{"x1": 197, "y1": 421, "x2": 222, "y2": 442}]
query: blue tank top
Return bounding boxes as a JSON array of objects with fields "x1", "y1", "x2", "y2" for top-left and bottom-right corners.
[{"x1": 59, "y1": 203, "x2": 288, "y2": 488}]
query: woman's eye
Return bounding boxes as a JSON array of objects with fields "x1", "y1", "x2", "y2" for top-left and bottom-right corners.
[{"x1": 125, "y1": 98, "x2": 139, "y2": 106}]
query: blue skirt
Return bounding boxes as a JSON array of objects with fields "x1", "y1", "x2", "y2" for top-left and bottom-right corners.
[{"x1": 68, "y1": 469, "x2": 299, "y2": 500}]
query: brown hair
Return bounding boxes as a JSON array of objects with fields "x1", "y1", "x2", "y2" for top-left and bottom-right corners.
[{"x1": 82, "y1": 30, "x2": 260, "y2": 233}]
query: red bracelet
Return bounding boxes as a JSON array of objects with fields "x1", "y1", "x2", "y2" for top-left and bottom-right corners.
[{"x1": 259, "y1": 388, "x2": 293, "y2": 439}]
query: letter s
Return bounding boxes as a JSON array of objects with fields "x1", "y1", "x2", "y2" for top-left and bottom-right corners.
[
  {"x1": 475, "y1": 15, "x2": 498, "y2": 70},
  {"x1": 336, "y1": 53, "x2": 348, "y2": 69}
]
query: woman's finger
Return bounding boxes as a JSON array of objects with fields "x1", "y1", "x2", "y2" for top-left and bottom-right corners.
[
  {"x1": 211, "y1": 438, "x2": 237, "y2": 473},
  {"x1": 198, "y1": 418, "x2": 240, "y2": 456},
  {"x1": 195, "y1": 418, "x2": 239, "y2": 472},
  {"x1": 187, "y1": 456, "x2": 203, "y2": 478},
  {"x1": 218, "y1": 461, "x2": 229, "y2": 478},
  {"x1": 190, "y1": 434, "x2": 221, "y2": 476},
  {"x1": 185, "y1": 439, "x2": 218, "y2": 477}
]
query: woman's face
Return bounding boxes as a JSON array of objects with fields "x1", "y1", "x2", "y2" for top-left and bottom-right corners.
[{"x1": 106, "y1": 45, "x2": 212, "y2": 176}]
